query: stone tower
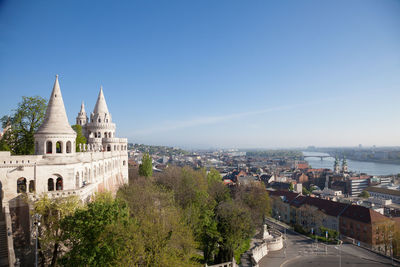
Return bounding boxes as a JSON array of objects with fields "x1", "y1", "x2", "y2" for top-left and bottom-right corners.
[
  {"x1": 34, "y1": 75, "x2": 77, "y2": 155},
  {"x1": 342, "y1": 156, "x2": 348, "y2": 173},
  {"x1": 76, "y1": 101, "x2": 88, "y2": 126},
  {"x1": 333, "y1": 156, "x2": 340, "y2": 174},
  {"x1": 85, "y1": 87, "x2": 122, "y2": 152}
]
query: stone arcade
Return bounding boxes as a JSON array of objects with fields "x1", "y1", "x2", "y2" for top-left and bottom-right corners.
[{"x1": 0, "y1": 76, "x2": 128, "y2": 266}]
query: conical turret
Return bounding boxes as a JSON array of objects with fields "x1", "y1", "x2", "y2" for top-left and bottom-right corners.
[
  {"x1": 76, "y1": 101, "x2": 88, "y2": 126},
  {"x1": 93, "y1": 86, "x2": 109, "y2": 115},
  {"x1": 35, "y1": 75, "x2": 76, "y2": 155},
  {"x1": 36, "y1": 75, "x2": 75, "y2": 135}
]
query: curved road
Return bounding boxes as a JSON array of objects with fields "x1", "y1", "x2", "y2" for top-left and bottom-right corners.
[{"x1": 259, "y1": 219, "x2": 396, "y2": 267}]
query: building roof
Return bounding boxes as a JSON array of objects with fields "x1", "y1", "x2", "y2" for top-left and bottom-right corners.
[
  {"x1": 79, "y1": 101, "x2": 86, "y2": 114},
  {"x1": 93, "y1": 86, "x2": 110, "y2": 115},
  {"x1": 296, "y1": 163, "x2": 309, "y2": 170},
  {"x1": 340, "y1": 204, "x2": 388, "y2": 224},
  {"x1": 268, "y1": 190, "x2": 300, "y2": 203},
  {"x1": 302, "y1": 197, "x2": 348, "y2": 217},
  {"x1": 36, "y1": 75, "x2": 76, "y2": 136},
  {"x1": 291, "y1": 195, "x2": 307, "y2": 207},
  {"x1": 365, "y1": 186, "x2": 400, "y2": 197},
  {"x1": 268, "y1": 182, "x2": 291, "y2": 191}
]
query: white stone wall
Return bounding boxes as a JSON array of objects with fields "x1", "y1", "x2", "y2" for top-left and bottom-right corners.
[{"x1": 0, "y1": 150, "x2": 128, "y2": 207}]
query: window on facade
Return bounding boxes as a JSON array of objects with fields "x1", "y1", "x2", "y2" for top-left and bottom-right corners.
[
  {"x1": 56, "y1": 141, "x2": 62, "y2": 153},
  {"x1": 66, "y1": 141, "x2": 72, "y2": 153},
  {"x1": 98, "y1": 132, "x2": 101, "y2": 138},
  {"x1": 98, "y1": 118, "x2": 101, "y2": 123},
  {"x1": 46, "y1": 141, "x2": 53, "y2": 154},
  {"x1": 48, "y1": 178, "x2": 54, "y2": 191},
  {"x1": 56, "y1": 177, "x2": 63, "y2": 191},
  {"x1": 107, "y1": 145, "x2": 111, "y2": 151},
  {"x1": 29, "y1": 180, "x2": 35, "y2": 193},
  {"x1": 123, "y1": 160, "x2": 126, "y2": 166},
  {"x1": 17, "y1": 177, "x2": 26, "y2": 193}
]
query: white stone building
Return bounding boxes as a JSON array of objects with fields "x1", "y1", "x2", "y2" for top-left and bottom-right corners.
[{"x1": 0, "y1": 76, "x2": 128, "y2": 266}]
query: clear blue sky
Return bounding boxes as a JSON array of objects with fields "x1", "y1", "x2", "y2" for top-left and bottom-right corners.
[{"x1": 1, "y1": 0, "x2": 400, "y2": 149}]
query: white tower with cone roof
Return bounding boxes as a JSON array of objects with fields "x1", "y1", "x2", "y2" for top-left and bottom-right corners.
[
  {"x1": 83, "y1": 86, "x2": 125, "y2": 152},
  {"x1": 34, "y1": 75, "x2": 76, "y2": 155},
  {"x1": 76, "y1": 101, "x2": 88, "y2": 126}
]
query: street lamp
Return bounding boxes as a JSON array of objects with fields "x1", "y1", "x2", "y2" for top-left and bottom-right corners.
[{"x1": 33, "y1": 214, "x2": 41, "y2": 267}]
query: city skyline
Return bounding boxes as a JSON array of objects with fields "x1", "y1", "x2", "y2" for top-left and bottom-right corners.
[{"x1": 1, "y1": 0, "x2": 400, "y2": 148}]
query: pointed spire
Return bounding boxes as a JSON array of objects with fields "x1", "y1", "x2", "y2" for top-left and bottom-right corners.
[
  {"x1": 93, "y1": 86, "x2": 110, "y2": 115},
  {"x1": 36, "y1": 75, "x2": 76, "y2": 135},
  {"x1": 80, "y1": 101, "x2": 86, "y2": 114}
]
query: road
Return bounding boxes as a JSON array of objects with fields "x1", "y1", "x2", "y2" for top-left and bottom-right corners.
[{"x1": 258, "y1": 218, "x2": 397, "y2": 267}]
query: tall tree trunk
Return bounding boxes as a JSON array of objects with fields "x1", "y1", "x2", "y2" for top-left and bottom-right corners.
[{"x1": 50, "y1": 242, "x2": 59, "y2": 267}]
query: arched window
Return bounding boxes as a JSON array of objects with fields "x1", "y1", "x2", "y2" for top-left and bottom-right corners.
[
  {"x1": 56, "y1": 177, "x2": 63, "y2": 191},
  {"x1": 76, "y1": 172, "x2": 80, "y2": 188},
  {"x1": 17, "y1": 178, "x2": 26, "y2": 193},
  {"x1": 114, "y1": 145, "x2": 116, "y2": 151},
  {"x1": 35, "y1": 142, "x2": 39, "y2": 154},
  {"x1": 66, "y1": 141, "x2": 72, "y2": 153},
  {"x1": 56, "y1": 141, "x2": 62, "y2": 153},
  {"x1": 123, "y1": 160, "x2": 126, "y2": 166},
  {"x1": 29, "y1": 180, "x2": 35, "y2": 193},
  {"x1": 94, "y1": 132, "x2": 97, "y2": 138},
  {"x1": 46, "y1": 141, "x2": 53, "y2": 154},
  {"x1": 107, "y1": 145, "x2": 111, "y2": 151},
  {"x1": 98, "y1": 118, "x2": 101, "y2": 123},
  {"x1": 109, "y1": 132, "x2": 112, "y2": 138},
  {"x1": 98, "y1": 132, "x2": 101, "y2": 138},
  {"x1": 48, "y1": 178, "x2": 54, "y2": 191},
  {"x1": 104, "y1": 132, "x2": 107, "y2": 138}
]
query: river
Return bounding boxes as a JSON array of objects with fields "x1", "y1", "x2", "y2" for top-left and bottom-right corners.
[{"x1": 303, "y1": 151, "x2": 400, "y2": 176}]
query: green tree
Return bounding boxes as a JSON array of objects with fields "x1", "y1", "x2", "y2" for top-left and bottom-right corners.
[
  {"x1": 33, "y1": 194, "x2": 80, "y2": 266},
  {"x1": 215, "y1": 201, "x2": 253, "y2": 263},
  {"x1": 118, "y1": 177, "x2": 198, "y2": 266},
  {"x1": 359, "y1": 191, "x2": 370, "y2": 198},
  {"x1": 234, "y1": 182, "x2": 271, "y2": 227},
  {"x1": 289, "y1": 183, "x2": 294, "y2": 191},
  {"x1": 61, "y1": 193, "x2": 130, "y2": 266},
  {"x1": 71, "y1": 125, "x2": 87, "y2": 152},
  {"x1": 0, "y1": 96, "x2": 47, "y2": 154},
  {"x1": 139, "y1": 153, "x2": 153, "y2": 177}
]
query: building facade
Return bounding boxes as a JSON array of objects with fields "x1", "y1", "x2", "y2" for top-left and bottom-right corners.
[{"x1": 0, "y1": 76, "x2": 128, "y2": 265}]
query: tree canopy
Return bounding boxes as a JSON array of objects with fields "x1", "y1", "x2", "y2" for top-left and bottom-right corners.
[
  {"x1": 139, "y1": 152, "x2": 153, "y2": 177},
  {"x1": 0, "y1": 96, "x2": 47, "y2": 154},
  {"x1": 31, "y1": 166, "x2": 271, "y2": 266},
  {"x1": 359, "y1": 190, "x2": 370, "y2": 198},
  {"x1": 71, "y1": 124, "x2": 87, "y2": 152}
]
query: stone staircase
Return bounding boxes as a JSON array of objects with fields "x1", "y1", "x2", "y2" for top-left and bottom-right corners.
[{"x1": 0, "y1": 209, "x2": 9, "y2": 267}]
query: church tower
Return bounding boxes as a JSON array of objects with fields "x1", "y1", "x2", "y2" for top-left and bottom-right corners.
[
  {"x1": 342, "y1": 157, "x2": 348, "y2": 173},
  {"x1": 34, "y1": 75, "x2": 77, "y2": 155},
  {"x1": 333, "y1": 156, "x2": 340, "y2": 174}
]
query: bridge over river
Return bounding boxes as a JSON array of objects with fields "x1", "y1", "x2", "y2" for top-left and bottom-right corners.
[{"x1": 303, "y1": 155, "x2": 333, "y2": 160}]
